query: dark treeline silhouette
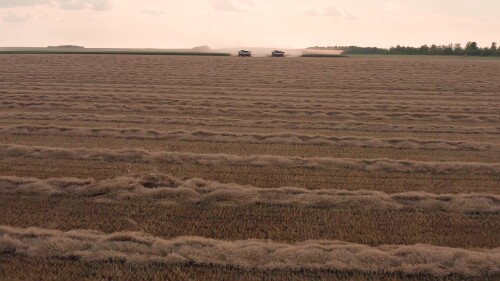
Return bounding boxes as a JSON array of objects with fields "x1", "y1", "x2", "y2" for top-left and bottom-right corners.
[{"x1": 308, "y1": 42, "x2": 500, "y2": 56}]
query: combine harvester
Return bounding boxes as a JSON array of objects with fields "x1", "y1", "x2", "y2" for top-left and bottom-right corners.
[
  {"x1": 238, "y1": 50, "x2": 252, "y2": 57},
  {"x1": 237, "y1": 49, "x2": 286, "y2": 57},
  {"x1": 271, "y1": 50, "x2": 285, "y2": 57}
]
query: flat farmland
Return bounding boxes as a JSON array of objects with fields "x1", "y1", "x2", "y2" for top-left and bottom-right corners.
[{"x1": 0, "y1": 55, "x2": 499, "y2": 280}]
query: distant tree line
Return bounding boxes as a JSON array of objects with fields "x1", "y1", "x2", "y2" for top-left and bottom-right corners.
[{"x1": 308, "y1": 42, "x2": 500, "y2": 56}]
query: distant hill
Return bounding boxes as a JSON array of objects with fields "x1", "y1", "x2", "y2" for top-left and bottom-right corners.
[
  {"x1": 47, "y1": 45, "x2": 85, "y2": 49},
  {"x1": 192, "y1": 45, "x2": 211, "y2": 52}
]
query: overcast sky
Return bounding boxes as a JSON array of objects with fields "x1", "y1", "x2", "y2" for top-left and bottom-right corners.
[{"x1": 0, "y1": 0, "x2": 498, "y2": 48}]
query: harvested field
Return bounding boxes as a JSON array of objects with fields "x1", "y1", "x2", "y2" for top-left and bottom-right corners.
[{"x1": 0, "y1": 55, "x2": 499, "y2": 280}]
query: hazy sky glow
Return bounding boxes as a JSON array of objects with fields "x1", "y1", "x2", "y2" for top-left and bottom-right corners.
[{"x1": 0, "y1": 0, "x2": 498, "y2": 48}]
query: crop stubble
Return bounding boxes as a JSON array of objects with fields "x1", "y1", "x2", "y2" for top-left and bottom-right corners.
[{"x1": 0, "y1": 55, "x2": 499, "y2": 280}]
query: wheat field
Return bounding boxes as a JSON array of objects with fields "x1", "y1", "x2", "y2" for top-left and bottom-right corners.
[{"x1": 0, "y1": 54, "x2": 499, "y2": 280}]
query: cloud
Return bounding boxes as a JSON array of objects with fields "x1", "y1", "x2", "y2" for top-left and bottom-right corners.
[
  {"x1": 0, "y1": 0, "x2": 48, "y2": 8},
  {"x1": 345, "y1": 13, "x2": 357, "y2": 20},
  {"x1": 237, "y1": 0, "x2": 254, "y2": 7},
  {"x1": 208, "y1": 0, "x2": 254, "y2": 12},
  {"x1": 381, "y1": 2, "x2": 404, "y2": 12},
  {"x1": 2, "y1": 12, "x2": 32, "y2": 22},
  {"x1": 316, "y1": 5, "x2": 356, "y2": 20},
  {"x1": 58, "y1": 0, "x2": 112, "y2": 11},
  {"x1": 0, "y1": 0, "x2": 112, "y2": 10},
  {"x1": 303, "y1": 10, "x2": 318, "y2": 17},
  {"x1": 142, "y1": 9, "x2": 166, "y2": 16},
  {"x1": 323, "y1": 5, "x2": 342, "y2": 17}
]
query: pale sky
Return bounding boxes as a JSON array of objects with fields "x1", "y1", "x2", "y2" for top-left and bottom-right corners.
[{"x1": 0, "y1": 0, "x2": 498, "y2": 49}]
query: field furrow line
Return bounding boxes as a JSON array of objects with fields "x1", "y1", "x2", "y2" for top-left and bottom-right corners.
[
  {"x1": 1, "y1": 144, "x2": 498, "y2": 176},
  {"x1": 2, "y1": 100, "x2": 499, "y2": 123},
  {"x1": 1, "y1": 125, "x2": 497, "y2": 151},
  {"x1": 2, "y1": 174, "x2": 498, "y2": 214},
  {"x1": 1, "y1": 225, "x2": 499, "y2": 277},
  {"x1": 2, "y1": 112, "x2": 498, "y2": 135}
]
